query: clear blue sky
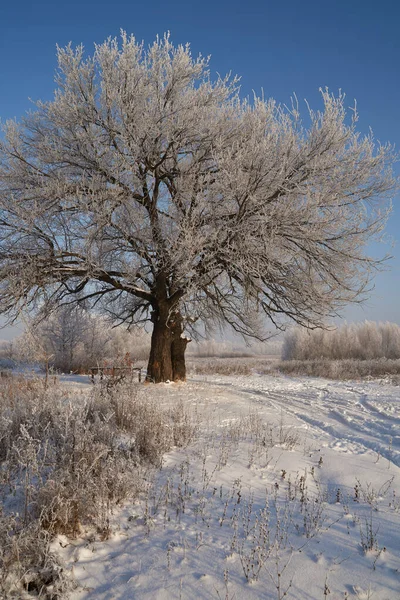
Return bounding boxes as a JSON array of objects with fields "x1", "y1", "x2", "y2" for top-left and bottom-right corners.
[{"x1": 0, "y1": 0, "x2": 399, "y2": 339}]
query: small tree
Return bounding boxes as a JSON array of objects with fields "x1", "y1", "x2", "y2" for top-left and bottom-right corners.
[
  {"x1": 0, "y1": 33, "x2": 396, "y2": 382},
  {"x1": 16, "y1": 324, "x2": 54, "y2": 387}
]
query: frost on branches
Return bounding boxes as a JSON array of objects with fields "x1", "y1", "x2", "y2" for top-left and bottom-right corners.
[{"x1": 0, "y1": 33, "x2": 396, "y2": 382}]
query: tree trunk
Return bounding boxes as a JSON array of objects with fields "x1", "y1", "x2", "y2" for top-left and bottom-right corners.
[
  {"x1": 171, "y1": 311, "x2": 190, "y2": 382},
  {"x1": 146, "y1": 307, "x2": 190, "y2": 383},
  {"x1": 171, "y1": 336, "x2": 189, "y2": 381},
  {"x1": 146, "y1": 308, "x2": 173, "y2": 383}
]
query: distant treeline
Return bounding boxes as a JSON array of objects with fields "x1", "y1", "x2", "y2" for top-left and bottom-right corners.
[{"x1": 282, "y1": 321, "x2": 400, "y2": 361}]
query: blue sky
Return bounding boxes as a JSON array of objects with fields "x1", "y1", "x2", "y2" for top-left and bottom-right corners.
[{"x1": 0, "y1": 0, "x2": 399, "y2": 339}]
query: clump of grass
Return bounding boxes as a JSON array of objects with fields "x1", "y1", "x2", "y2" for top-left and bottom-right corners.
[{"x1": 0, "y1": 512, "x2": 68, "y2": 599}]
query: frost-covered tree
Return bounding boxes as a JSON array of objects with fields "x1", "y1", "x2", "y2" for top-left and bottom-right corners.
[
  {"x1": 16, "y1": 323, "x2": 55, "y2": 386},
  {"x1": 37, "y1": 305, "x2": 90, "y2": 372},
  {"x1": 0, "y1": 33, "x2": 396, "y2": 382},
  {"x1": 18, "y1": 307, "x2": 151, "y2": 372}
]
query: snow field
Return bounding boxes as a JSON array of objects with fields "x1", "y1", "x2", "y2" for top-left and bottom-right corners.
[{"x1": 56, "y1": 375, "x2": 400, "y2": 599}]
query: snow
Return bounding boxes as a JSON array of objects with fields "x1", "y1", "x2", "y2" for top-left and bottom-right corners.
[{"x1": 54, "y1": 373, "x2": 400, "y2": 599}]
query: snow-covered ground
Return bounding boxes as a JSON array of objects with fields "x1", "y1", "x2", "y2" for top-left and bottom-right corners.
[{"x1": 55, "y1": 374, "x2": 400, "y2": 599}]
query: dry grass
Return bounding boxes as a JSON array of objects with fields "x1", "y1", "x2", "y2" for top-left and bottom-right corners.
[
  {"x1": 187, "y1": 356, "x2": 279, "y2": 376},
  {"x1": 0, "y1": 375, "x2": 195, "y2": 598},
  {"x1": 278, "y1": 358, "x2": 400, "y2": 381},
  {"x1": 187, "y1": 354, "x2": 400, "y2": 382}
]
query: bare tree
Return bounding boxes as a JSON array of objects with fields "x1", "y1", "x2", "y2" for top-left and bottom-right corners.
[
  {"x1": 18, "y1": 307, "x2": 151, "y2": 373},
  {"x1": 16, "y1": 324, "x2": 55, "y2": 387},
  {"x1": 36, "y1": 305, "x2": 90, "y2": 372},
  {"x1": 0, "y1": 33, "x2": 396, "y2": 382},
  {"x1": 0, "y1": 339, "x2": 16, "y2": 362}
]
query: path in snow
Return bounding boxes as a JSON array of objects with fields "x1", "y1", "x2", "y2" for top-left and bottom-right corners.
[{"x1": 192, "y1": 374, "x2": 400, "y2": 466}]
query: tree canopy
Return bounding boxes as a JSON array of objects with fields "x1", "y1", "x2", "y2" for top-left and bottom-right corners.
[{"x1": 0, "y1": 33, "x2": 396, "y2": 381}]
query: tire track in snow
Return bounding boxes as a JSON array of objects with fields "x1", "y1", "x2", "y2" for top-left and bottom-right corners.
[{"x1": 194, "y1": 376, "x2": 400, "y2": 466}]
